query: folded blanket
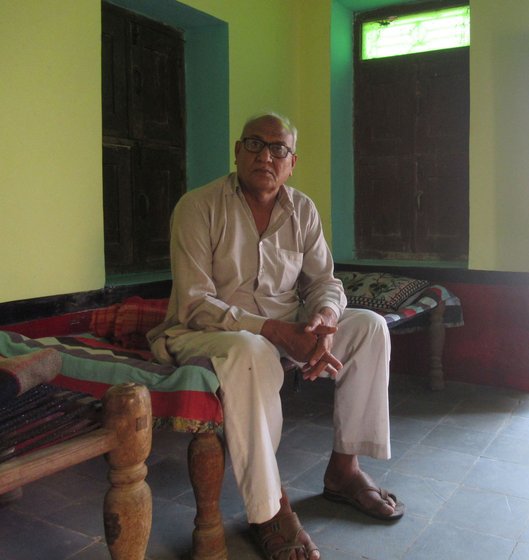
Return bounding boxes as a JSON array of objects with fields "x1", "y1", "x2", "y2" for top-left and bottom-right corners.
[
  {"x1": 0, "y1": 331, "x2": 223, "y2": 432},
  {"x1": 0, "y1": 348, "x2": 62, "y2": 405}
]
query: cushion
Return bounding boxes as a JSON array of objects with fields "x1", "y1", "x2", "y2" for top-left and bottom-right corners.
[
  {"x1": 335, "y1": 271, "x2": 430, "y2": 313},
  {"x1": 90, "y1": 297, "x2": 169, "y2": 349},
  {"x1": 0, "y1": 348, "x2": 62, "y2": 405},
  {"x1": 114, "y1": 296, "x2": 169, "y2": 348},
  {"x1": 89, "y1": 303, "x2": 120, "y2": 338}
]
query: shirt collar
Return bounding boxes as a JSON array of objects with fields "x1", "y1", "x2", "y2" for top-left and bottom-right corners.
[{"x1": 230, "y1": 172, "x2": 294, "y2": 214}]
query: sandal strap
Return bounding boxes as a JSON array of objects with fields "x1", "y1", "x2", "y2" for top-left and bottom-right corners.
[
  {"x1": 257, "y1": 512, "x2": 301, "y2": 541},
  {"x1": 353, "y1": 485, "x2": 395, "y2": 505},
  {"x1": 353, "y1": 486, "x2": 382, "y2": 500},
  {"x1": 255, "y1": 512, "x2": 316, "y2": 559}
]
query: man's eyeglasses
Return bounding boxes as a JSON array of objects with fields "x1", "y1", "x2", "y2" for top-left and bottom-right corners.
[{"x1": 241, "y1": 137, "x2": 294, "y2": 159}]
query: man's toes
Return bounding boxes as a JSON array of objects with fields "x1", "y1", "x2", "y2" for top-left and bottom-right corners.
[{"x1": 365, "y1": 489, "x2": 397, "y2": 516}]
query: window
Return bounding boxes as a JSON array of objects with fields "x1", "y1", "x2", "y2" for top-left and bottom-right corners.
[
  {"x1": 102, "y1": 3, "x2": 186, "y2": 274},
  {"x1": 361, "y1": 5, "x2": 470, "y2": 60},
  {"x1": 354, "y1": 2, "x2": 470, "y2": 263}
]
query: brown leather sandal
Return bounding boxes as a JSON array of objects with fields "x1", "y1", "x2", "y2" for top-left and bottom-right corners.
[
  {"x1": 252, "y1": 511, "x2": 320, "y2": 559},
  {"x1": 323, "y1": 484, "x2": 405, "y2": 521}
]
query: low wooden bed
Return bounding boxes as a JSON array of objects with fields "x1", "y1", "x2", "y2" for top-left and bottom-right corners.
[
  {"x1": 0, "y1": 381, "x2": 152, "y2": 560},
  {"x1": 0, "y1": 327, "x2": 228, "y2": 560}
]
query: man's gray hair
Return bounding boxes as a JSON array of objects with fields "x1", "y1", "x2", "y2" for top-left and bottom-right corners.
[{"x1": 241, "y1": 112, "x2": 298, "y2": 152}]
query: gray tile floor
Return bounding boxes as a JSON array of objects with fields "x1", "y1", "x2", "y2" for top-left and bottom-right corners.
[{"x1": 1, "y1": 374, "x2": 529, "y2": 560}]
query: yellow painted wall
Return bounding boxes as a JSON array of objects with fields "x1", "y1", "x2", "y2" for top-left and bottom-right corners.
[
  {"x1": 0, "y1": 1, "x2": 103, "y2": 303},
  {"x1": 468, "y1": 0, "x2": 529, "y2": 272},
  {"x1": 176, "y1": 0, "x2": 332, "y2": 222},
  {"x1": 294, "y1": 1, "x2": 332, "y2": 228},
  {"x1": 179, "y1": 0, "x2": 297, "y2": 129}
]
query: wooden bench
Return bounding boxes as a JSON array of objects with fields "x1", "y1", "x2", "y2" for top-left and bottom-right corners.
[
  {"x1": 334, "y1": 271, "x2": 464, "y2": 390},
  {"x1": 0, "y1": 328, "x2": 228, "y2": 560},
  {"x1": 0, "y1": 382, "x2": 153, "y2": 560}
]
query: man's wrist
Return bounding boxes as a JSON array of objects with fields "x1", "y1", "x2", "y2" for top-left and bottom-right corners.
[
  {"x1": 261, "y1": 318, "x2": 280, "y2": 344},
  {"x1": 318, "y1": 306, "x2": 338, "y2": 325}
]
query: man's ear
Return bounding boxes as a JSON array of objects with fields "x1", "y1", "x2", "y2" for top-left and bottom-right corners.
[
  {"x1": 290, "y1": 154, "x2": 298, "y2": 175},
  {"x1": 234, "y1": 140, "x2": 242, "y2": 161}
]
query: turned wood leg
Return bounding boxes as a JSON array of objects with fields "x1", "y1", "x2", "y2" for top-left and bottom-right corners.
[
  {"x1": 102, "y1": 383, "x2": 153, "y2": 560},
  {"x1": 428, "y1": 302, "x2": 446, "y2": 391},
  {"x1": 188, "y1": 432, "x2": 227, "y2": 560},
  {"x1": 0, "y1": 447, "x2": 22, "y2": 505}
]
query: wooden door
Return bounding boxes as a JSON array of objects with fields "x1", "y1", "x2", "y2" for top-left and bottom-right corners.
[
  {"x1": 354, "y1": 17, "x2": 469, "y2": 262},
  {"x1": 102, "y1": 3, "x2": 185, "y2": 273},
  {"x1": 355, "y1": 55, "x2": 416, "y2": 257},
  {"x1": 414, "y1": 52, "x2": 469, "y2": 258}
]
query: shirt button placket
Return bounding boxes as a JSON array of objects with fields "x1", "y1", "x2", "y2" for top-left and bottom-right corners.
[{"x1": 258, "y1": 241, "x2": 264, "y2": 275}]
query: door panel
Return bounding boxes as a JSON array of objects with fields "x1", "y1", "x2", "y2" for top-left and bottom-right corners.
[
  {"x1": 102, "y1": 8, "x2": 129, "y2": 139},
  {"x1": 355, "y1": 58, "x2": 416, "y2": 158},
  {"x1": 356, "y1": 155, "x2": 416, "y2": 258},
  {"x1": 130, "y1": 20, "x2": 184, "y2": 145},
  {"x1": 103, "y1": 144, "x2": 134, "y2": 267},
  {"x1": 415, "y1": 151, "x2": 469, "y2": 259},
  {"x1": 135, "y1": 145, "x2": 185, "y2": 267},
  {"x1": 415, "y1": 50, "x2": 470, "y2": 153}
]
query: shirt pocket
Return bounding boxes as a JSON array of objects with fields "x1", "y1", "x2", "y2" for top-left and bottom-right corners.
[{"x1": 275, "y1": 248, "x2": 303, "y2": 292}]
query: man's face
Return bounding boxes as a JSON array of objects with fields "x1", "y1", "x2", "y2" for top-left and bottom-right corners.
[{"x1": 234, "y1": 117, "x2": 297, "y2": 195}]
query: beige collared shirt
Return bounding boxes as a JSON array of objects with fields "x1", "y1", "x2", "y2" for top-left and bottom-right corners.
[{"x1": 147, "y1": 173, "x2": 346, "y2": 343}]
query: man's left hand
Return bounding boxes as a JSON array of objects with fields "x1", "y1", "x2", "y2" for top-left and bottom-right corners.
[{"x1": 302, "y1": 308, "x2": 343, "y2": 380}]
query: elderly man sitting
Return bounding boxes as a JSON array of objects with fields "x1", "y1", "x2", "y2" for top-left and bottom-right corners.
[{"x1": 149, "y1": 112, "x2": 404, "y2": 560}]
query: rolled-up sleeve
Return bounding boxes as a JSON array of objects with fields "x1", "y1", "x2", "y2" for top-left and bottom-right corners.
[{"x1": 297, "y1": 200, "x2": 347, "y2": 320}]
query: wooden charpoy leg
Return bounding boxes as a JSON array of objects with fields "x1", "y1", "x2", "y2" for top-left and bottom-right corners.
[
  {"x1": 102, "y1": 383, "x2": 153, "y2": 560},
  {"x1": 188, "y1": 432, "x2": 227, "y2": 560},
  {"x1": 428, "y1": 301, "x2": 446, "y2": 391}
]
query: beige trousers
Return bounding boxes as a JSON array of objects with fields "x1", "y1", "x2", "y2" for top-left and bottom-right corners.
[{"x1": 167, "y1": 308, "x2": 391, "y2": 524}]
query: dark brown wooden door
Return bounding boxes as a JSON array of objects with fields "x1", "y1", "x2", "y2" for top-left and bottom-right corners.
[
  {"x1": 354, "y1": 30, "x2": 469, "y2": 261},
  {"x1": 102, "y1": 143, "x2": 133, "y2": 268},
  {"x1": 102, "y1": 3, "x2": 185, "y2": 273}
]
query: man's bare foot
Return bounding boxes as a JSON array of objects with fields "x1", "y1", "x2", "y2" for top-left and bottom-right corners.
[{"x1": 251, "y1": 488, "x2": 320, "y2": 559}]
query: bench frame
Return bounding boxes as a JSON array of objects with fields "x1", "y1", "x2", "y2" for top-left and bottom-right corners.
[{"x1": 0, "y1": 383, "x2": 153, "y2": 560}]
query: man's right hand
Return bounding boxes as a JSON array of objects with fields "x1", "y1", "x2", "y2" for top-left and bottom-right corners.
[{"x1": 261, "y1": 319, "x2": 341, "y2": 379}]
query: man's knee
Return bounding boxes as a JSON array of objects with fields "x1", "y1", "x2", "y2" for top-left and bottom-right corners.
[
  {"x1": 218, "y1": 332, "x2": 284, "y2": 396},
  {"x1": 340, "y1": 308, "x2": 388, "y2": 332},
  {"x1": 365, "y1": 310, "x2": 389, "y2": 335},
  {"x1": 337, "y1": 309, "x2": 390, "y2": 353}
]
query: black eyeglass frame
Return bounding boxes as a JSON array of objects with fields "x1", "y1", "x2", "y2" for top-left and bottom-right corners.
[{"x1": 241, "y1": 137, "x2": 294, "y2": 159}]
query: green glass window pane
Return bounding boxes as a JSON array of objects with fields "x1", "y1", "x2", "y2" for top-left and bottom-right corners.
[{"x1": 362, "y1": 5, "x2": 470, "y2": 60}]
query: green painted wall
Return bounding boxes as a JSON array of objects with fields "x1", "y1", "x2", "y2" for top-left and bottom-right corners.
[
  {"x1": 331, "y1": 0, "x2": 355, "y2": 263},
  {"x1": 2, "y1": 0, "x2": 529, "y2": 304}
]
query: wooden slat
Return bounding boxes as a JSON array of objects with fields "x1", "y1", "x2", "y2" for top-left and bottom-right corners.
[{"x1": 0, "y1": 428, "x2": 117, "y2": 494}]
